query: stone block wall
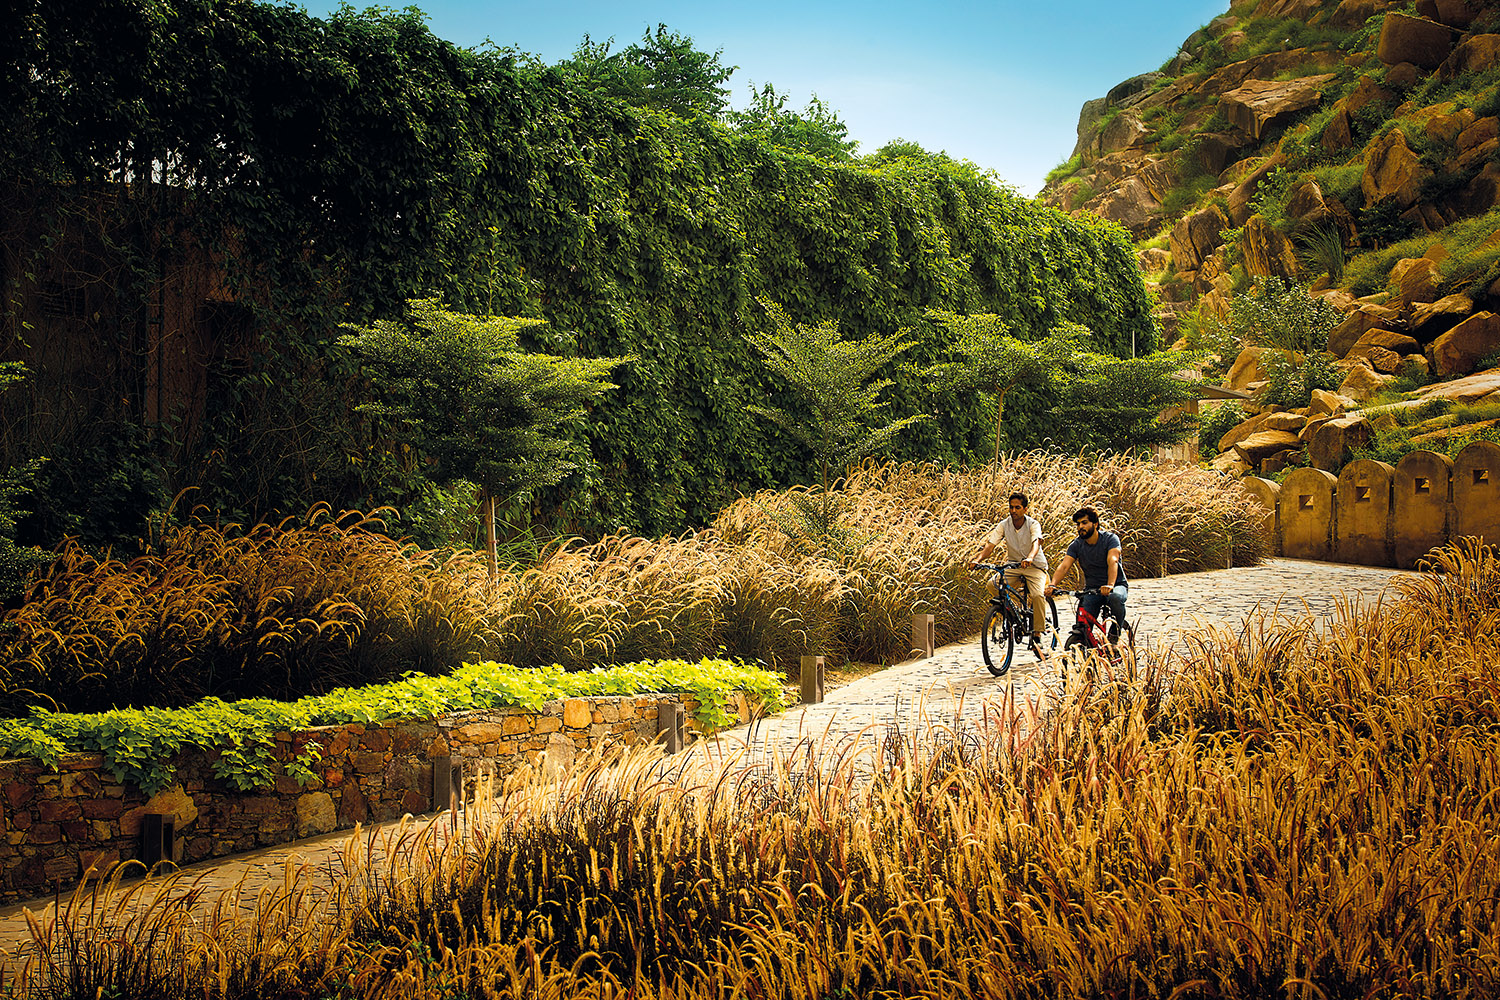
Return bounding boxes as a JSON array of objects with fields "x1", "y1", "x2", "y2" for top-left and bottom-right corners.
[
  {"x1": 1245, "y1": 441, "x2": 1500, "y2": 567},
  {"x1": 0, "y1": 691, "x2": 745, "y2": 904}
]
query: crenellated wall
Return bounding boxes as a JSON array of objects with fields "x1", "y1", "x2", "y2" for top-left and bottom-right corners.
[{"x1": 1246, "y1": 441, "x2": 1500, "y2": 568}]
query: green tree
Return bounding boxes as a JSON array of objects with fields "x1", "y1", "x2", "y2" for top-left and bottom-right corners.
[
  {"x1": 1216, "y1": 276, "x2": 1341, "y2": 352},
  {"x1": 555, "y1": 24, "x2": 736, "y2": 119},
  {"x1": 745, "y1": 299, "x2": 927, "y2": 490},
  {"x1": 339, "y1": 299, "x2": 628, "y2": 576},
  {"x1": 922, "y1": 311, "x2": 1083, "y2": 475},
  {"x1": 1050, "y1": 335, "x2": 1203, "y2": 453},
  {"x1": 727, "y1": 83, "x2": 857, "y2": 161}
]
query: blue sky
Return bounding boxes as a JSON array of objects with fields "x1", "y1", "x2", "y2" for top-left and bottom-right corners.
[{"x1": 307, "y1": 0, "x2": 1229, "y2": 196}]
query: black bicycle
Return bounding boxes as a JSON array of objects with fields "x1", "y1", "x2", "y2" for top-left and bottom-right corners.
[{"x1": 973, "y1": 562, "x2": 1059, "y2": 677}]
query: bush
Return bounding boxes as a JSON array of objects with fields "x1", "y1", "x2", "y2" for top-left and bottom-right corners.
[
  {"x1": 1260, "y1": 350, "x2": 1342, "y2": 409},
  {"x1": 1214, "y1": 276, "x2": 1341, "y2": 352}
]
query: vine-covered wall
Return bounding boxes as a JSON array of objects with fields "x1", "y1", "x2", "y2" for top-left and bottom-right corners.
[{"x1": 0, "y1": 0, "x2": 1157, "y2": 540}]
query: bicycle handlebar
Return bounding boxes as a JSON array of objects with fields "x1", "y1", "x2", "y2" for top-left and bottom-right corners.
[{"x1": 971, "y1": 561, "x2": 1025, "y2": 573}]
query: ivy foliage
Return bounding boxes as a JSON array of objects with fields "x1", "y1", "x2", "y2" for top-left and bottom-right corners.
[
  {"x1": 0, "y1": 657, "x2": 784, "y2": 794},
  {"x1": 0, "y1": 0, "x2": 1158, "y2": 542}
]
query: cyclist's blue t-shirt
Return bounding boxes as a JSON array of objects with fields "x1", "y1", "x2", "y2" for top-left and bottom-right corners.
[{"x1": 1066, "y1": 531, "x2": 1127, "y2": 590}]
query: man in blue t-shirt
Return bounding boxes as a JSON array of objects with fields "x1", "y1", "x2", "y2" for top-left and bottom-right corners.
[{"x1": 1044, "y1": 507, "x2": 1128, "y2": 641}]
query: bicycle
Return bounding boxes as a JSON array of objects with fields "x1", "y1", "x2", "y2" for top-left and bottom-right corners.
[
  {"x1": 1057, "y1": 587, "x2": 1136, "y2": 667},
  {"x1": 973, "y1": 562, "x2": 1059, "y2": 677}
]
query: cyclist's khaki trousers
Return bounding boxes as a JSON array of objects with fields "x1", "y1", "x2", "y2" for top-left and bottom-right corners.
[{"x1": 989, "y1": 566, "x2": 1050, "y2": 635}]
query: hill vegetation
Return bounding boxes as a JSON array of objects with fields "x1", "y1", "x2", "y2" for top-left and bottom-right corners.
[{"x1": 1042, "y1": 0, "x2": 1500, "y2": 478}]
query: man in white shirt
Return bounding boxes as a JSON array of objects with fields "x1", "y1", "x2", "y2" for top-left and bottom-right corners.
[{"x1": 971, "y1": 492, "x2": 1050, "y2": 654}]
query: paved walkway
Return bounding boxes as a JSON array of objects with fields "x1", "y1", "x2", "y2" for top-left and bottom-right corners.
[{"x1": 0, "y1": 558, "x2": 1418, "y2": 961}]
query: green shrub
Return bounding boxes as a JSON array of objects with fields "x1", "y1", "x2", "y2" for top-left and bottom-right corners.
[
  {"x1": 1215, "y1": 276, "x2": 1341, "y2": 352},
  {"x1": 1260, "y1": 351, "x2": 1342, "y2": 409},
  {"x1": 1198, "y1": 401, "x2": 1247, "y2": 455}
]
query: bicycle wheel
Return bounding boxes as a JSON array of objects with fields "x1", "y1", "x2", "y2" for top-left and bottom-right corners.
[
  {"x1": 1042, "y1": 595, "x2": 1060, "y2": 653},
  {"x1": 981, "y1": 604, "x2": 1016, "y2": 677}
]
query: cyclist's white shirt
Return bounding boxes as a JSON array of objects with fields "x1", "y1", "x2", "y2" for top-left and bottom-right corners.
[{"x1": 986, "y1": 514, "x2": 1049, "y2": 572}]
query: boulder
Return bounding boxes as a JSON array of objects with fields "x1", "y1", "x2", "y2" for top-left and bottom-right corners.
[
  {"x1": 1228, "y1": 154, "x2": 1288, "y2": 226},
  {"x1": 1170, "y1": 204, "x2": 1230, "y2": 272},
  {"x1": 1351, "y1": 328, "x2": 1422, "y2": 354},
  {"x1": 1242, "y1": 214, "x2": 1300, "y2": 279},
  {"x1": 1348, "y1": 343, "x2": 1404, "y2": 372},
  {"x1": 1362, "y1": 128, "x2": 1430, "y2": 210},
  {"x1": 1449, "y1": 161, "x2": 1500, "y2": 218},
  {"x1": 1225, "y1": 347, "x2": 1290, "y2": 394},
  {"x1": 1217, "y1": 407, "x2": 1279, "y2": 452},
  {"x1": 1072, "y1": 98, "x2": 1109, "y2": 159},
  {"x1": 1106, "y1": 73, "x2": 1165, "y2": 107},
  {"x1": 1253, "y1": 0, "x2": 1326, "y2": 18},
  {"x1": 1099, "y1": 110, "x2": 1153, "y2": 154},
  {"x1": 1329, "y1": 305, "x2": 1406, "y2": 357},
  {"x1": 1233, "y1": 429, "x2": 1304, "y2": 464},
  {"x1": 1262, "y1": 411, "x2": 1308, "y2": 432},
  {"x1": 1432, "y1": 0, "x2": 1479, "y2": 28},
  {"x1": 1221, "y1": 75, "x2": 1338, "y2": 141},
  {"x1": 1331, "y1": 0, "x2": 1402, "y2": 28},
  {"x1": 1209, "y1": 451, "x2": 1253, "y2": 477},
  {"x1": 1308, "y1": 387, "x2": 1350, "y2": 417},
  {"x1": 1377, "y1": 12, "x2": 1458, "y2": 68},
  {"x1": 1137, "y1": 247, "x2": 1172, "y2": 271},
  {"x1": 1458, "y1": 116, "x2": 1500, "y2": 159},
  {"x1": 1439, "y1": 33, "x2": 1500, "y2": 79},
  {"x1": 1385, "y1": 62, "x2": 1424, "y2": 88},
  {"x1": 1321, "y1": 108, "x2": 1356, "y2": 153},
  {"x1": 1315, "y1": 288, "x2": 1359, "y2": 313},
  {"x1": 1414, "y1": 364, "x2": 1500, "y2": 404},
  {"x1": 1397, "y1": 353, "x2": 1431, "y2": 380},
  {"x1": 1194, "y1": 132, "x2": 1252, "y2": 175},
  {"x1": 1392, "y1": 256, "x2": 1444, "y2": 306},
  {"x1": 1088, "y1": 175, "x2": 1166, "y2": 238},
  {"x1": 1339, "y1": 359, "x2": 1397, "y2": 400},
  {"x1": 1427, "y1": 311, "x2": 1500, "y2": 376},
  {"x1": 1202, "y1": 49, "x2": 1341, "y2": 95},
  {"x1": 1341, "y1": 75, "x2": 1396, "y2": 118},
  {"x1": 1424, "y1": 104, "x2": 1477, "y2": 144},
  {"x1": 120, "y1": 785, "x2": 200, "y2": 839},
  {"x1": 1308, "y1": 414, "x2": 1375, "y2": 470},
  {"x1": 1410, "y1": 292, "x2": 1474, "y2": 336},
  {"x1": 1283, "y1": 178, "x2": 1359, "y2": 242}
]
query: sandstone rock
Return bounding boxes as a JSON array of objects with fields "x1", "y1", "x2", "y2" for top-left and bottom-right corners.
[
  {"x1": 1308, "y1": 387, "x2": 1349, "y2": 417},
  {"x1": 120, "y1": 785, "x2": 199, "y2": 839},
  {"x1": 1321, "y1": 108, "x2": 1356, "y2": 153},
  {"x1": 1315, "y1": 288, "x2": 1359, "y2": 313},
  {"x1": 1428, "y1": 311, "x2": 1500, "y2": 376},
  {"x1": 1461, "y1": 138, "x2": 1500, "y2": 172},
  {"x1": 1439, "y1": 33, "x2": 1500, "y2": 79},
  {"x1": 1331, "y1": 0, "x2": 1402, "y2": 28},
  {"x1": 1099, "y1": 110, "x2": 1152, "y2": 154},
  {"x1": 1217, "y1": 408, "x2": 1277, "y2": 452},
  {"x1": 1283, "y1": 178, "x2": 1359, "y2": 243},
  {"x1": 1397, "y1": 354, "x2": 1431, "y2": 380},
  {"x1": 1300, "y1": 413, "x2": 1333, "y2": 442},
  {"x1": 1221, "y1": 75, "x2": 1338, "y2": 141},
  {"x1": 1233, "y1": 429, "x2": 1303, "y2": 463},
  {"x1": 1410, "y1": 293, "x2": 1474, "y2": 336},
  {"x1": 1107, "y1": 72, "x2": 1165, "y2": 108},
  {"x1": 1225, "y1": 348, "x2": 1291, "y2": 394},
  {"x1": 1137, "y1": 247, "x2": 1172, "y2": 271},
  {"x1": 1072, "y1": 98, "x2": 1108, "y2": 160},
  {"x1": 1242, "y1": 215, "x2": 1300, "y2": 279},
  {"x1": 1209, "y1": 451, "x2": 1253, "y2": 477},
  {"x1": 1349, "y1": 343, "x2": 1403, "y2": 372},
  {"x1": 1229, "y1": 156, "x2": 1287, "y2": 226},
  {"x1": 1329, "y1": 305, "x2": 1405, "y2": 357},
  {"x1": 295, "y1": 792, "x2": 336, "y2": 838},
  {"x1": 1414, "y1": 364, "x2": 1500, "y2": 404},
  {"x1": 1170, "y1": 204, "x2": 1230, "y2": 272},
  {"x1": 1202, "y1": 49, "x2": 1341, "y2": 95},
  {"x1": 1341, "y1": 75, "x2": 1397, "y2": 118},
  {"x1": 1424, "y1": 104, "x2": 1477, "y2": 144},
  {"x1": 1362, "y1": 128, "x2": 1430, "y2": 210},
  {"x1": 1450, "y1": 162, "x2": 1500, "y2": 218},
  {"x1": 1377, "y1": 12, "x2": 1458, "y2": 68},
  {"x1": 1339, "y1": 359, "x2": 1397, "y2": 400},
  {"x1": 1193, "y1": 132, "x2": 1251, "y2": 175},
  {"x1": 1088, "y1": 175, "x2": 1166, "y2": 238},
  {"x1": 1308, "y1": 414, "x2": 1375, "y2": 470},
  {"x1": 1458, "y1": 116, "x2": 1499, "y2": 156},
  {"x1": 1351, "y1": 328, "x2": 1422, "y2": 354},
  {"x1": 1393, "y1": 256, "x2": 1443, "y2": 305},
  {"x1": 1385, "y1": 62, "x2": 1424, "y2": 88},
  {"x1": 1402, "y1": 202, "x2": 1456, "y2": 233},
  {"x1": 1253, "y1": 0, "x2": 1326, "y2": 18},
  {"x1": 1262, "y1": 412, "x2": 1308, "y2": 431},
  {"x1": 1432, "y1": 0, "x2": 1479, "y2": 27}
]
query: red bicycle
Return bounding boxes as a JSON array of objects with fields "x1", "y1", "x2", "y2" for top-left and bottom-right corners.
[{"x1": 1059, "y1": 587, "x2": 1136, "y2": 666}]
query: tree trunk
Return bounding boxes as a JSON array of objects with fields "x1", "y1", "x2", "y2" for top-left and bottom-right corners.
[{"x1": 479, "y1": 486, "x2": 498, "y2": 580}]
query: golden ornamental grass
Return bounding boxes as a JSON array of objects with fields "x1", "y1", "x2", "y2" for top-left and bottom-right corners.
[{"x1": 12, "y1": 539, "x2": 1498, "y2": 998}]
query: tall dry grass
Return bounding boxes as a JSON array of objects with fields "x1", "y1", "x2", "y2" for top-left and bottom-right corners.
[
  {"x1": 14, "y1": 541, "x2": 1495, "y2": 999},
  {"x1": 0, "y1": 455, "x2": 1266, "y2": 714}
]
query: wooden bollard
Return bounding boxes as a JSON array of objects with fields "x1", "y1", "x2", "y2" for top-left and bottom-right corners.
[
  {"x1": 912, "y1": 612, "x2": 935, "y2": 658},
  {"x1": 800, "y1": 655, "x2": 825, "y2": 705}
]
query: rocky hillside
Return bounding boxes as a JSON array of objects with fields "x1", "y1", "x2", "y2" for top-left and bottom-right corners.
[{"x1": 1041, "y1": 0, "x2": 1500, "y2": 479}]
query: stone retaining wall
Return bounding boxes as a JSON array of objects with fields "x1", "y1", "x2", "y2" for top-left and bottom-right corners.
[
  {"x1": 0, "y1": 691, "x2": 749, "y2": 904},
  {"x1": 1245, "y1": 440, "x2": 1500, "y2": 567}
]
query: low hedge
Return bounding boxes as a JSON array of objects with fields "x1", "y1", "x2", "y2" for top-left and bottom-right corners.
[{"x1": 0, "y1": 657, "x2": 784, "y2": 795}]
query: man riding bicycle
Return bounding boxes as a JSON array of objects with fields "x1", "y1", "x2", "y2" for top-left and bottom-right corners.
[
  {"x1": 1045, "y1": 507, "x2": 1128, "y2": 643},
  {"x1": 971, "y1": 492, "x2": 1051, "y2": 654}
]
